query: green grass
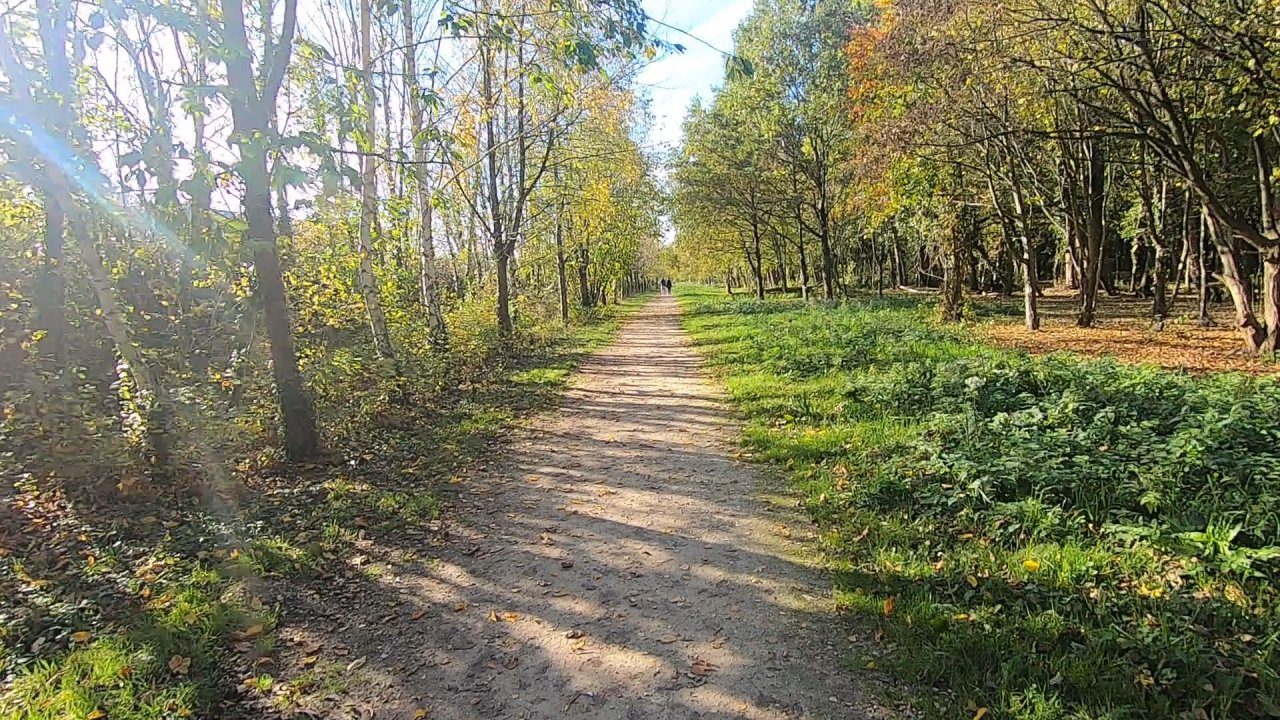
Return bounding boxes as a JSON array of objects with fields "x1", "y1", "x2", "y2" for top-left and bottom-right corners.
[
  {"x1": 676, "y1": 284, "x2": 1280, "y2": 720},
  {"x1": 1, "y1": 294, "x2": 649, "y2": 719}
]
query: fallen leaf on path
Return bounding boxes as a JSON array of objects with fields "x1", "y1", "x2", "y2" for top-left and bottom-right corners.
[
  {"x1": 345, "y1": 656, "x2": 367, "y2": 673},
  {"x1": 411, "y1": 609, "x2": 428, "y2": 621},
  {"x1": 453, "y1": 602, "x2": 468, "y2": 612},
  {"x1": 487, "y1": 610, "x2": 520, "y2": 623},
  {"x1": 658, "y1": 633, "x2": 681, "y2": 644},
  {"x1": 233, "y1": 623, "x2": 265, "y2": 640}
]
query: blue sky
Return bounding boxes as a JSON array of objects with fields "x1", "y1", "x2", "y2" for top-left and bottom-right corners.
[{"x1": 637, "y1": 0, "x2": 755, "y2": 152}]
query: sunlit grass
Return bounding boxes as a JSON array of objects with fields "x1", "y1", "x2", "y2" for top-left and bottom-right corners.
[{"x1": 676, "y1": 284, "x2": 1280, "y2": 720}]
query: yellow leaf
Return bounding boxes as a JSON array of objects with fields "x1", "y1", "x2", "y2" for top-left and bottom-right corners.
[
  {"x1": 973, "y1": 708, "x2": 988, "y2": 720},
  {"x1": 413, "y1": 711, "x2": 429, "y2": 720},
  {"x1": 235, "y1": 623, "x2": 265, "y2": 640},
  {"x1": 70, "y1": 631, "x2": 93, "y2": 643},
  {"x1": 882, "y1": 596, "x2": 895, "y2": 616},
  {"x1": 1023, "y1": 558, "x2": 1041, "y2": 573},
  {"x1": 966, "y1": 575, "x2": 978, "y2": 588},
  {"x1": 86, "y1": 710, "x2": 107, "y2": 720}
]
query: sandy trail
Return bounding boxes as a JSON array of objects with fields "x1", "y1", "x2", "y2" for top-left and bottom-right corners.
[{"x1": 294, "y1": 296, "x2": 883, "y2": 719}]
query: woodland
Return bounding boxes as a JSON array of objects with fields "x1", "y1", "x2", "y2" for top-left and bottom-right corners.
[
  {"x1": 672, "y1": 0, "x2": 1280, "y2": 353},
  {"x1": 670, "y1": 1, "x2": 1280, "y2": 718},
  {"x1": 1, "y1": 0, "x2": 662, "y2": 716},
  {"x1": 3, "y1": 0, "x2": 1280, "y2": 718}
]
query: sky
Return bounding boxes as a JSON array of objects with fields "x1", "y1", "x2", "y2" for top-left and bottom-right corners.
[{"x1": 636, "y1": 0, "x2": 755, "y2": 153}]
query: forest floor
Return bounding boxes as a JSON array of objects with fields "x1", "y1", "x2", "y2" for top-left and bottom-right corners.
[
  {"x1": 258, "y1": 295, "x2": 897, "y2": 720},
  {"x1": 973, "y1": 289, "x2": 1278, "y2": 374}
]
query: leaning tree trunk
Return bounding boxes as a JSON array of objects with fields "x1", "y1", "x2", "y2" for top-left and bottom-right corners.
[
  {"x1": 71, "y1": 210, "x2": 172, "y2": 470},
  {"x1": 1205, "y1": 213, "x2": 1266, "y2": 352}
]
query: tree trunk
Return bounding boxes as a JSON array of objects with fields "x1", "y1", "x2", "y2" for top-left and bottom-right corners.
[
  {"x1": 1195, "y1": 209, "x2": 1214, "y2": 327},
  {"x1": 1206, "y1": 213, "x2": 1265, "y2": 352},
  {"x1": 819, "y1": 212, "x2": 835, "y2": 300},
  {"x1": 577, "y1": 244, "x2": 593, "y2": 308},
  {"x1": 795, "y1": 208, "x2": 811, "y2": 300},
  {"x1": 1262, "y1": 248, "x2": 1280, "y2": 354},
  {"x1": 940, "y1": 207, "x2": 967, "y2": 323},
  {"x1": 404, "y1": 0, "x2": 446, "y2": 347},
  {"x1": 357, "y1": 0, "x2": 393, "y2": 357},
  {"x1": 1077, "y1": 141, "x2": 1106, "y2": 327},
  {"x1": 221, "y1": 0, "x2": 318, "y2": 460},
  {"x1": 751, "y1": 224, "x2": 765, "y2": 300},
  {"x1": 1151, "y1": 243, "x2": 1169, "y2": 328},
  {"x1": 555, "y1": 213, "x2": 569, "y2": 325},
  {"x1": 495, "y1": 247, "x2": 513, "y2": 333}
]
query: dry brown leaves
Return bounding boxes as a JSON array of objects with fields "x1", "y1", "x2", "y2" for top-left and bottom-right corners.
[{"x1": 978, "y1": 293, "x2": 1279, "y2": 375}]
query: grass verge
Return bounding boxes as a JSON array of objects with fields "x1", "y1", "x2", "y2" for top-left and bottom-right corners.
[{"x1": 676, "y1": 284, "x2": 1280, "y2": 720}]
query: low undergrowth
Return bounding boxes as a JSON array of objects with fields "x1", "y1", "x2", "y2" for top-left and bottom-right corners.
[
  {"x1": 677, "y1": 285, "x2": 1280, "y2": 720},
  {"x1": 1, "y1": 296, "x2": 644, "y2": 719}
]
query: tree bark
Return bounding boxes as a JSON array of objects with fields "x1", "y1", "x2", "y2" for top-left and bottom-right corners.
[
  {"x1": 556, "y1": 207, "x2": 569, "y2": 325},
  {"x1": 1076, "y1": 139, "x2": 1107, "y2": 327},
  {"x1": 750, "y1": 223, "x2": 765, "y2": 300},
  {"x1": 403, "y1": 0, "x2": 446, "y2": 347},
  {"x1": 1205, "y1": 212, "x2": 1265, "y2": 352},
  {"x1": 221, "y1": 0, "x2": 318, "y2": 460},
  {"x1": 357, "y1": 0, "x2": 393, "y2": 358}
]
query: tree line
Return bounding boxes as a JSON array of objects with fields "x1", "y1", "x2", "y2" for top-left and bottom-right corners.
[
  {"x1": 0, "y1": 0, "x2": 664, "y2": 477},
  {"x1": 671, "y1": 0, "x2": 1280, "y2": 354}
]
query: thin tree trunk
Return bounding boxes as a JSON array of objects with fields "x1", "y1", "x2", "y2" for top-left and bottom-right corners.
[
  {"x1": 556, "y1": 206, "x2": 569, "y2": 325},
  {"x1": 751, "y1": 224, "x2": 765, "y2": 300},
  {"x1": 357, "y1": 0, "x2": 393, "y2": 357},
  {"x1": 404, "y1": 0, "x2": 446, "y2": 347},
  {"x1": 1077, "y1": 140, "x2": 1106, "y2": 327},
  {"x1": 1195, "y1": 208, "x2": 1214, "y2": 327}
]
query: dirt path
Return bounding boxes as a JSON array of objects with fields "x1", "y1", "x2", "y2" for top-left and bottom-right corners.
[{"x1": 283, "y1": 296, "x2": 887, "y2": 719}]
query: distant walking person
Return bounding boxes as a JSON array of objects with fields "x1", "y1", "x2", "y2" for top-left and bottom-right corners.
[{"x1": 660, "y1": 278, "x2": 672, "y2": 296}]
